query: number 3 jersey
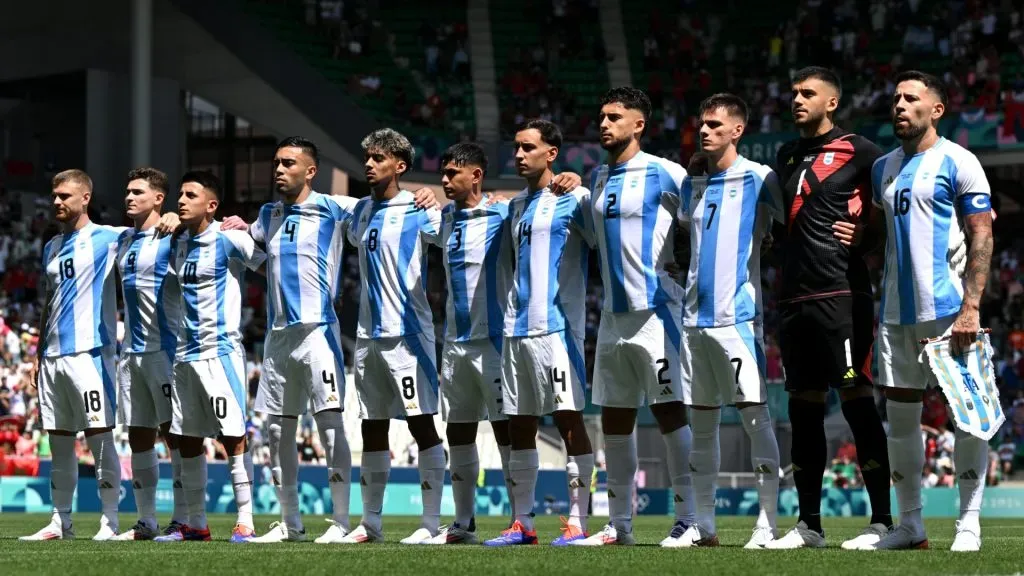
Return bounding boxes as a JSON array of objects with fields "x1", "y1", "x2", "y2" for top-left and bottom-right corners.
[
  {"x1": 504, "y1": 187, "x2": 593, "y2": 338},
  {"x1": 678, "y1": 156, "x2": 783, "y2": 328},
  {"x1": 171, "y1": 222, "x2": 267, "y2": 361},
  {"x1": 42, "y1": 223, "x2": 131, "y2": 357},
  {"x1": 440, "y1": 201, "x2": 512, "y2": 344},
  {"x1": 251, "y1": 191, "x2": 358, "y2": 330},
  {"x1": 117, "y1": 228, "x2": 181, "y2": 355},
  {"x1": 871, "y1": 137, "x2": 992, "y2": 326},
  {"x1": 346, "y1": 191, "x2": 442, "y2": 339}
]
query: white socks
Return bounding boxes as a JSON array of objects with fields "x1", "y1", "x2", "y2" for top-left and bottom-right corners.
[
  {"x1": 689, "y1": 409, "x2": 721, "y2": 533},
  {"x1": 740, "y1": 404, "x2": 780, "y2": 531},
  {"x1": 498, "y1": 444, "x2": 514, "y2": 521},
  {"x1": 229, "y1": 452, "x2": 253, "y2": 530},
  {"x1": 181, "y1": 454, "x2": 209, "y2": 530},
  {"x1": 567, "y1": 453, "x2": 594, "y2": 531},
  {"x1": 315, "y1": 411, "x2": 352, "y2": 529},
  {"x1": 268, "y1": 415, "x2": 302, "y2": 530},
  {"x1": 954, "y1": 429, "x2": 988, "y2": 532},
  {"x1": 662, "y1": 425, "x2": 696, "y2": 526},
  {"x1": 131, "y1": 448, "x2": 160, "y2": 529},
  {"x1": 449, "y1": 443, "x2": 480, "y2": 527},
  {"x1": 604, "y1": 433, "x2": 637, "y2": 533},
  {"x1": 49, "y1": 435, "x2": 77, "y2": 528},
  {"x1": 169, "y1": 448, "x2": 187, "y2": 524},
  {"x1": 887, "y1": 400, "x2": 925, "y2": 534},
  {"x1": 418, "y1": 443, "x2": 446, "y2": 534},
  {"x1": 360, "y1": 450, "x2": 390, "y2": 533},
  {"x1": 509, "y1": 449, "x2": 539, "y2": 531},
  {"x1": 86, "y1": 432, "x2": 121, "y2": 532}
]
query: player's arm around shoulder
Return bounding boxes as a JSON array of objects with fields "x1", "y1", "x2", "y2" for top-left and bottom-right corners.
[{"x1": 221, "y1": 229, "x2": 267, "y2": 274}]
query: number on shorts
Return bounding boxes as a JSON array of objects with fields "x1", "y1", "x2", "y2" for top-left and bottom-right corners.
[
  {"x1": 83, "y1": 390, "x2": 102, "y2": 413},
  {"x1": 730, "y1": 357, "x2": 743, "y2": 384},
  {"x1": 705, "y1": 203, "x2": 718, "y2": 229},
  {"x1": 161, "y1": 383, "x2": 172, "y2": 399},
  {"x1": 656, "y1": 358, "x2": 671, "y2": 385},
  {"x1": 322, "y1": 370, "x2": 336, "y2": 393},
  {"x1": 60, "y1": 258, "x2": 76, "y2": 281},
  {"x1": 401, "y1": 376, "x2": 416, "y2": 400},
  {"x1": 211, "y1": 396, "x2": 228, "y2": 419},
  {"x1": 367, "y1": 227, "x2": 379, "y2": 252},
  {"x1": 550, "y1": 367, "x2": 566, "y2": 393},
  {"x1": 284, "y1": 219, "x2": 298, "y2": 242}
]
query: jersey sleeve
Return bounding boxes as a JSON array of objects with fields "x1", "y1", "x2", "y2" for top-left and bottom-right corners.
[
  {"x1": 870, "y1": 156, "x2": 887, "y2": 208},
  {"x1": 954, "y1": 151, "x2": 992, "y2": 198},
  {"x1": 656, "y1": 158, "x2": 687, "y2": 199},
  {"x1": 250, "y1": 204, "x2": 271, "y2": 243},
  {"x1": 677, "y1": 175, "x2": 693, "y2": 227},
  {"x1": 758, "y1": 169, "x2": 785, "y2": 224},
  {"x1": 222, "y1": 230, "x2": 267, "y2": 271},
  {"x1": 324, "y1": 194, "x2": 359, "y2": 222},
  {"x1": 345, "y1": 199, "x2": 369, "y2": 245},
  {"x1": 570, "y1": 188, "x2": 596, "y2": 247},
  {"x1": 419, "y1": 206, "x2": 443, "y2": 247}
]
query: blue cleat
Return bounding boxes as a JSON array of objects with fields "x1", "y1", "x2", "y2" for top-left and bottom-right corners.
[
  {"x1": 483, "y1": 520, "x2": 538, "y2": 547},
  {"x1": 550, "y1": 517, "x2": 587, "y2": 546}
]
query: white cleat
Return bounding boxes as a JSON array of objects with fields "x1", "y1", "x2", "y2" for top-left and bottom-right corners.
[
  {"x1": 249, "y1": 521, "x2": 307, "y2": 543},
  {"x1": 658, "y1": 521, "x2": 689, "y2": 547},
  {"x1": 336, "y1": 523, "x2": 384, "y2": 544},
  {"x1": 841, "y1": 523, "x2": 892, "y2": 550},
  {"x1": 92, "y1": 524, "x2": 119, "y2": 541},
  {"x1": 400, "y1": 527, "x2": 436, "y2": 544},
  {"x1": 571, "y1": 523, "x2": 635, "y2": 546},
  {"x1": 744, "y1": 526, "x2": 777, "y2": 549},
  {"x1": 950, "y1": 521, "x2": 981, "y2": 552},
  {"x1": 426, "y1": 523, "x2": 478, "y2": 544},
  {"x1": 19, "y1": 519, "x2": 74, "y2": 541},
  {"x1": 764, "y1": 521, "x2": 825, "y2": 549},
  {"x1": 114, "y1": 521, "x2": 159, "y2": 541},
  {"x1": 314, "y1": 520, "x2": 350, "y2": 544},
  {"x1": 866, "y1": 524, "x2": 928, "y2": 550},
  {"x1": 662, "y1": 524, "x2": 719, "y2": 548}
]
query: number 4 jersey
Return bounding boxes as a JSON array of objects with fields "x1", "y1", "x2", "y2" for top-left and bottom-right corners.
[{"x1": 42, "y1": 223, "x2": 131, "y2": 357}]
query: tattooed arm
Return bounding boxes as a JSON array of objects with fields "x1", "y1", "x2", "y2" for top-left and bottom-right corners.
[{"x1": 949, "y1": 211, "x2": 993, "y2": 355}]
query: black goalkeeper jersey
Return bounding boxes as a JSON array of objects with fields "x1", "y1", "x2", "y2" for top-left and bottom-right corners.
[{"x1": 775, "y1": 127, "x2": 883, "y2": 303}]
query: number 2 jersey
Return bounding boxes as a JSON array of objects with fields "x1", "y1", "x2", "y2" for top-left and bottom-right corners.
[
  {"x1": 42, "y1": 223, "x2": 131, "y2": 357},
  {"x1": 678, "y1": 156, "x2": 784, "y2": 328}
]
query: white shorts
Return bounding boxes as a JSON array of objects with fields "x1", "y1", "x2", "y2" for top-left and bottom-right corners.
[
  {"x1": 255, "y1": 323, "x2": 346, "y2": 417},
  {"x1": 440, "y1": 337, "x2": 506, "y2": 423},
  {"x1": 593, "y1": 305, "x2": 684, "y2": 408},
  {"x1": 170, "y1": 350, "x2": 248, "y2": 438},
  {"x1": 682, "y1": 320, "x2": 768, "y2": 406},
  {"x1": 501, "y1": 331, "x2": 587, "y2": 416},
  {"x1": 118, "y1": 350, "x2": 174, "y2": 428},
  {"x1": 353, "y1": 333, "x2": 439, "y2": 420},
  {"x1": 877, "y1": 315, "x2": 957, "y2": 390},
  {"x1": 39, "y1": 346, "x2": 117, "y2": 431}
]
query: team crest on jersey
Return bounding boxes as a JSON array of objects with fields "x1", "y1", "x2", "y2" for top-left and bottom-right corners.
[
  {"x1": 823, "y1": 152, "x2": 835, "y2": 165},
  {"x1": 729, "y1": 188, "x2": 738, "y2": 198},
  {"x1": 920, "y1": 171, "x2": 930, "y2": 180},
  {"x1": 389, "y1": 215, "x2": 398, "y2": 224},
  {"x1": 629, "y1": 176, "x2": 640, "y2": 188}
]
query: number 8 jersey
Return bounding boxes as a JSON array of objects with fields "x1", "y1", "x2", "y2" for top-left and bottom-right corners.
[{"x1": 42, "y1": 223, "x2": 131, "y2": 357}]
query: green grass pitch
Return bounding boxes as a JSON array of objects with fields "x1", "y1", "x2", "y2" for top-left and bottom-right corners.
[{"x1": 2, "y1": 514, "x2": 1023, "y2": 575}]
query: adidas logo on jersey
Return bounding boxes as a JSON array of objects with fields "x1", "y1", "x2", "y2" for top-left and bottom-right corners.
[
  {"x1": 329, "y1": 472, "x2": 345, "y2": 483},
  {"x1": 960, "y1": 469, "x2": 979, "y2": 481},
  {"x1": 891, "y1": 471, "x2": 905, "y2": 483},
  {"x1": 843, "y1": 367, "x2": 857, "y2": 381}
]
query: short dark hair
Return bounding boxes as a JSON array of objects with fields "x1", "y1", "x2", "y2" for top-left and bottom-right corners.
[
  {"x1": 518, "y1": 119, "x2": 563, "y2": 149},
  {"x1": 793, "y1": 66, "x2": 843, "y2": 100},
  {"x1": 361, "y1": 128, "x2": 415, "y2": 173},
  {"x1": 440, "y1": 142, "x2": 489, "y2": 175},
  {"x1": 600, "y1": 86, "x2": 652, "y2": 121},
  {"x1": 53, "y1": 169, "x2": 92, "y2": 193},
  {"x1": 277, "y1": 136, "x2": 320, "y2": 166},
  {"x1": 127, "y1": 167, "x2": 169, "y2": 194},
  {"x1": 698, "y1": 93, "x2": 749, "y2": 124},
  {"x1": 180, "y1": 170, "x2": 222, "y2": 200},
  {"x1": 894, "y1": 70, "x2": 948, "y2": 106}
]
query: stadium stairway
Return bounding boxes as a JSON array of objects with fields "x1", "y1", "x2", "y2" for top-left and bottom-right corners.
[
  {"x1": 598, "y1": 0, "x2": 633, "y2": 88},
  {"x1": 468, "y1": 1, "x2": 501, "y2": 143}
]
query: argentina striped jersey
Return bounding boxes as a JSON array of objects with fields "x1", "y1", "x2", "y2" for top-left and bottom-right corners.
[{"x1": 117, "y1": 228, "x2": 180, "y2": 354}]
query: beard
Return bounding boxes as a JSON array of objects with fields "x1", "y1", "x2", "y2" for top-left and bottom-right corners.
[
  {"x1": 599, "y1": 134, "x2": 631, "y2": 154},
  {"x1": 893, "y1": 119, "x2": 927, "y2": 141}
]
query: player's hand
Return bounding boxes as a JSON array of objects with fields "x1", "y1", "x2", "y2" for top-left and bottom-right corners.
[
  {"x1": 412, "y1": 187, "x2": 439, "y2": 209},
  {"x1": 687, "y1": 152, "x2": 709, "y2": 176},
  {"x1": 665, "y1": 262, "x2": 681, "y2": 276},
  {"x1": 949, "y1": 306, "x2": 981, "y2": 356},
  {"x1": 762, "y1": 232, "x2": 774, "y2": 255},
  {"x1": 550, "y1": 172, "x2": 582, "y2": 195},
  {"x1": 220, "y1": 215, "x2": 250, "y2": 232},
  {"x1": 154, "y1": 213, "x2": 182, "y2": 236},
  {"x1": 832, "y1": 220, "x2": 863, "y2": 247}
]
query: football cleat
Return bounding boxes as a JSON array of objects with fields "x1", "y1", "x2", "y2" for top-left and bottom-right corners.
[
  {"x1": 314, "y1": 520, "x2": 350, "y2": 544},
  {"x1": 743, "y1": 526, "x2": 777, "y2": 549},
  {"x1": 658, "y1": 521, "x2": 690, "y2": 547},
  {"x1": 229, "y1": 524, "x2": 256, "y2": 543},
  {"x1": 154, "y1": 525, "x2": 211, "y2": 542},
  {"x1": 765, "y1": 521, "x2": 826, "y2": 549},
  {"x1": 250, "y1": 521, "x2": 306, "y2": 543},
  {"x1": 571, "y1": 523, "x2": 635, "y2": 546},
  {"x1": 19, "y1": 518, "x2": 74, "y2": 541},
  {"x1": 662, "y1": 524, "x2": 718, "y2": 548},
  {"x1": 950, "y1": 521, "x2": 981, "y2": 552},
  {"x1": 483, "y1": 520, "x2": 538, "y2": 546},
  {"x1": 335, "y1": 523, "x2": 384, "y2": 544},
  {"x1": 550, "y1": 516, "x2": 587, "y2": 546},
  {"x1": 115, "y1": 521, "x2": 159, "y2": 541},
  {"x1": 92, "y1": 525, "x2": 119, "y2": 541},
  {"x1": 841, "y1": 523, "x2": 892, "y2": 550},
  {"x1": 426, "y1": 523, "x2": 478, "y2": 545},
  {"x1": 400, "y1": 527, "x2": 436, "y2": 545},
  {"x1": 865, "y1": 524, "x2": 928, "y2": 550}
]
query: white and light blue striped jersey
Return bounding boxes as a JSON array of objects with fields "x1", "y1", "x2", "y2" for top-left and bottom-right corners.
[
  {"x1": 679, "y1": 156, "x2": 783, "y2": 328},
  {"x1": 251, "y1": 191, "x2": 358, "y2": 329},
  {"x1": 172, "y1": 222, "x2": 267, "y2": 361},
  {"x1": 591, "y1": 151, "x2": 687, "y2": 313},
  {"x1": 117, "y1": 228, "x2": 180, "y2": 354},
  {"x1": 441, "y1": 201, "x2": 512, "y2": 344},
  {"x1": 346, "y1": 191, "x2": 442, "y2": 339},
  {"x1": 504, "y1": 187, "x2": 593, "y2": 337},
  {"x1": 42, "y1": 223, "x2": 131, "y2": 357},
  {"x1": 871, "y1": 138, "x2": 991, "y2": 325}
]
